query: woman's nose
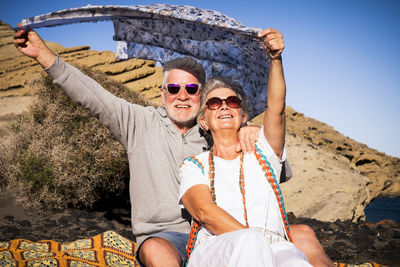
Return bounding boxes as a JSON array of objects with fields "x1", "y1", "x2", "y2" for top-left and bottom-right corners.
[{"x1": 220, "y1": 99, "x2": 229, "y2": 109}]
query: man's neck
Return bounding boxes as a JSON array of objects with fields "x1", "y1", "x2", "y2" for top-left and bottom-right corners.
[
  {"x1": 178, "y1": 126, "x2": 192, "y2": 135},
  {"x1": 173, "y1": 121, "x2": 196, "y2": 135}
]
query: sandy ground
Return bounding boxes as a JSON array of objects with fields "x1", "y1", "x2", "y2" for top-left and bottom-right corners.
[
  {"x1": 0, "y1": 189, "x2": 399, "y2": 266},
  {"x1": 0, "y1": 192, "x2": 31, "y2": 223},
  {"x1": 0, "y1": 189, "x2": 135, "y2": 243}
]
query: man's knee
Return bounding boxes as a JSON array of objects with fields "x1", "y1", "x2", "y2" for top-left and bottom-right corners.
[{"x1": 139, "y1": 237, "x2": 181, "y2": 267}]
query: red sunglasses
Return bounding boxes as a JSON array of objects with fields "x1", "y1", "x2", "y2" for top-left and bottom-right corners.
[
  {"x1": 165, "y1": 83, "x2": 201, "y2": 95},
  {"x1": 205, "y1": 96, "x2": 242, "y2": 110}
]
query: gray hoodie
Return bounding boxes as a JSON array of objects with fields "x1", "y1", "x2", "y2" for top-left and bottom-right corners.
[{"x1": 46, "y1": 56, "x2": 209, "y2": 245}]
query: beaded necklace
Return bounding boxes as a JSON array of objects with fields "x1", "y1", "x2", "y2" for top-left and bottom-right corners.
[
  {"x1": 209, "y1": 145, "x2": 292, "y2": 241},
  {"x1": 208, "y1": 147, "x2": 249, "y2": 228},
  {"x1": 185, "y1": 145, "x2": 293, "y2": 265}
]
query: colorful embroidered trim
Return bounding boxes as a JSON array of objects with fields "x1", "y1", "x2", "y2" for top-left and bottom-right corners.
[
  {"x1": 183, "y1": 156, "x2": 205, "y2": 175},
  {"x1": 254, "y1": 144, "x2": 293, "y2": 242},
  {"x1": 185, "y1": 219, "x2": 201, "y2": 267},
  {"x1": 182, "y1": 156, "x2": 204, "y2": 266}
]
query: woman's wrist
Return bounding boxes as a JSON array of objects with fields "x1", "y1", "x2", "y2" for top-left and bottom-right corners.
[{"x1": 269, "y1": 55, "x2": 282, "y2": 63}]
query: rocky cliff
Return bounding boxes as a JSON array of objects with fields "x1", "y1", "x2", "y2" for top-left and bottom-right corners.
[
  {"x1": 250, "y1": 108, "x2": 400, "y2": 222},
  {"x1": 1, "y1": 20, "x2": 399, "y2": 222}
]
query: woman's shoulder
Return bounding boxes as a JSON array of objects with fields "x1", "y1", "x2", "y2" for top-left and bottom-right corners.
[
  {"x1": 182, "y1": 151, "x2": 210, "y2": 171},
  {"x1": 184, "y1": 150, "x2": 209, "y2": 162}
]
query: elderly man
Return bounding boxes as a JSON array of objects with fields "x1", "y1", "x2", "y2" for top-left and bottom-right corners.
[{"x1": 14, "y1": 26, "x2": 333, "y2": 267}]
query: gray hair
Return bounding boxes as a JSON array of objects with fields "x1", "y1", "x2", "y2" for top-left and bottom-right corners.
[
  {"x1": 197, "y1": 77, "x2": 249, "y2": 131},
  {"x1": 162, "y1": 57, "x2": 206, "y2": 88}
]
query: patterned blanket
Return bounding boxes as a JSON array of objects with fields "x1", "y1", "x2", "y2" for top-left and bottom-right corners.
[
  {"x1": 0, "y1": 230, "x2": 387, "y2": 266},
  {"x1": 0, "y1": 231, "x2": 138, "y2": 266},
  {"x1": 334, "y1": 264, "x2": 386, "y2": 267}
]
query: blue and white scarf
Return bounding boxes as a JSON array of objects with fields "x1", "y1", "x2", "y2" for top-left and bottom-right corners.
[{"x1": 17, "y1": 4, "x2": 269, "y2": 119}]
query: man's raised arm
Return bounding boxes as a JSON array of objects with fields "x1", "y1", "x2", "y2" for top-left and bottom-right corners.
[{"x1": 13, "y1": 25, "x2": 142, "y2": 148}]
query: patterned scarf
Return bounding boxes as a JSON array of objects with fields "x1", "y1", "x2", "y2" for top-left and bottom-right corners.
[{"x1": 16, "y1": 4, "x2": 269, "y2": 119}]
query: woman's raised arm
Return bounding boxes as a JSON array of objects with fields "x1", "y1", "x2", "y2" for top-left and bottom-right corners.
[{"x1": 258, "y1": 28, "x2": 286, "y2": 159}]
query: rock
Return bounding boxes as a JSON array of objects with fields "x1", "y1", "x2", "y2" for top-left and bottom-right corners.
[
  {"x1": 283, "y1": 106, "x2": 400, "y2": 202},
  {"x1": 0, "y1": 225, "x2": 20, "y2": 237},
  {"x1": 44, "y1": 220, "x2": 57, "y2": 228},
  {"x1": 373, "y1": 240, "x2": 386, "y2": 250},
  {"x1": 393, "y1": 229, "x2": 400, "y2": 238},
  {"x1": 360, "y1": 224, "x2": 378, "y2": 235},
  {"x1": 329, "y1": 223, "x2": 340, "y2": 232},
  {"x1": 4, "y1": 215, "x2": 14, "y2": 222},
  {"x1": 250, "y1": 106, "x2": 400, "y2": 222},
  {"x1": 16, "y1": 220, "x2": 31, "y2": 227},
  {"x1": 278, "y1": 132, "x2": 369, "y2": 222}
]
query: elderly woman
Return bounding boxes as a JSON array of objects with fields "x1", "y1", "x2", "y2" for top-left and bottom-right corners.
[{"x1": 178, "y1": 29, "x2": 311, "y2": 266}]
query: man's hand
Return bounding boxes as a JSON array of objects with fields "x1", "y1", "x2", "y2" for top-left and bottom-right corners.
[
  {"x1": 258, "y1": 28, "x2": 285, "y2": 60},
  {"x1": 13, "y1": 23, "x2": 56, "y2": 68},
  {"x1": 236, "y1": 125, "x2": 261, "y2": 153}
]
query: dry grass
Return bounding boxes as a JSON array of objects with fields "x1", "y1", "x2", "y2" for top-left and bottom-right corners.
[{"x1": 0, "y1": 65, "x2": 154, "y2": 214}]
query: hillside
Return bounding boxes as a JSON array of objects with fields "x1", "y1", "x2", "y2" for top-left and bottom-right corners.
[{"x1": 1, "y1": 20, "x2": 399, "y2": 222}]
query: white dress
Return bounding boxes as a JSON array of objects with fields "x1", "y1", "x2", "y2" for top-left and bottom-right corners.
[{"x1": 179, "y1": 127, "x2": 311, "y2": 267}]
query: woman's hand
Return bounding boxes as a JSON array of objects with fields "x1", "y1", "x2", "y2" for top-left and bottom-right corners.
[{"x1": 258, "y1": 28, "x2": 285, "y2": 60}]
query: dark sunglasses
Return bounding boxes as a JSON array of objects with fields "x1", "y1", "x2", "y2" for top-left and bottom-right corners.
[
  {"x1": 205, "y1": 96, "x2": 242, "y2": 110},
  {"x1": 165, "y1": 83, "x2": 201, "y2": 95}
]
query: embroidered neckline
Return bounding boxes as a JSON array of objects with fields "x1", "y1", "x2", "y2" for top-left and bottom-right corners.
[{"x1": 254, "y1": 145, "x2": 292, "y2": 242}]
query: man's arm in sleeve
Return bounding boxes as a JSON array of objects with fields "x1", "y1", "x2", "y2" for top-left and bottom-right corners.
[{"x1": 14, "y1": 26, "x2": 146, "y2": 148}]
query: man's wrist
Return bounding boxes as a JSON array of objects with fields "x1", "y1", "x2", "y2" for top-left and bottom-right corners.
[{"x1": 36, "y1": 47, "x2": 57, "y2": 69}]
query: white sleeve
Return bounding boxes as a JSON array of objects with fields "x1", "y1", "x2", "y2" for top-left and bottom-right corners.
[
  {"x1": 179, "y1": 157, "x2": 209, "y2": 204},
  {"x1": 257, "y1": 126, "x2": 287, "y2": 183}
]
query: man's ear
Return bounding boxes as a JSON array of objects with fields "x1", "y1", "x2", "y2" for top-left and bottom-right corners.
[
  {"x1": 161, "y1": 89, "x2": 166, "y2": 106},
  {"x1": 199, "y1": 116, "x2": 209, "y2": 131}
]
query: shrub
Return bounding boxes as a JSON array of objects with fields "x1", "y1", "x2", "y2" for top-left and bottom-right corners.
[{"x1": 0, "y1": 65, "x2": 154, "y2": 214}]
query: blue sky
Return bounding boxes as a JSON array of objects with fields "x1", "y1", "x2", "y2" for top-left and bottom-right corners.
[{"x1": 1, "y1": 0, "x2": 399, "y2": 158}]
